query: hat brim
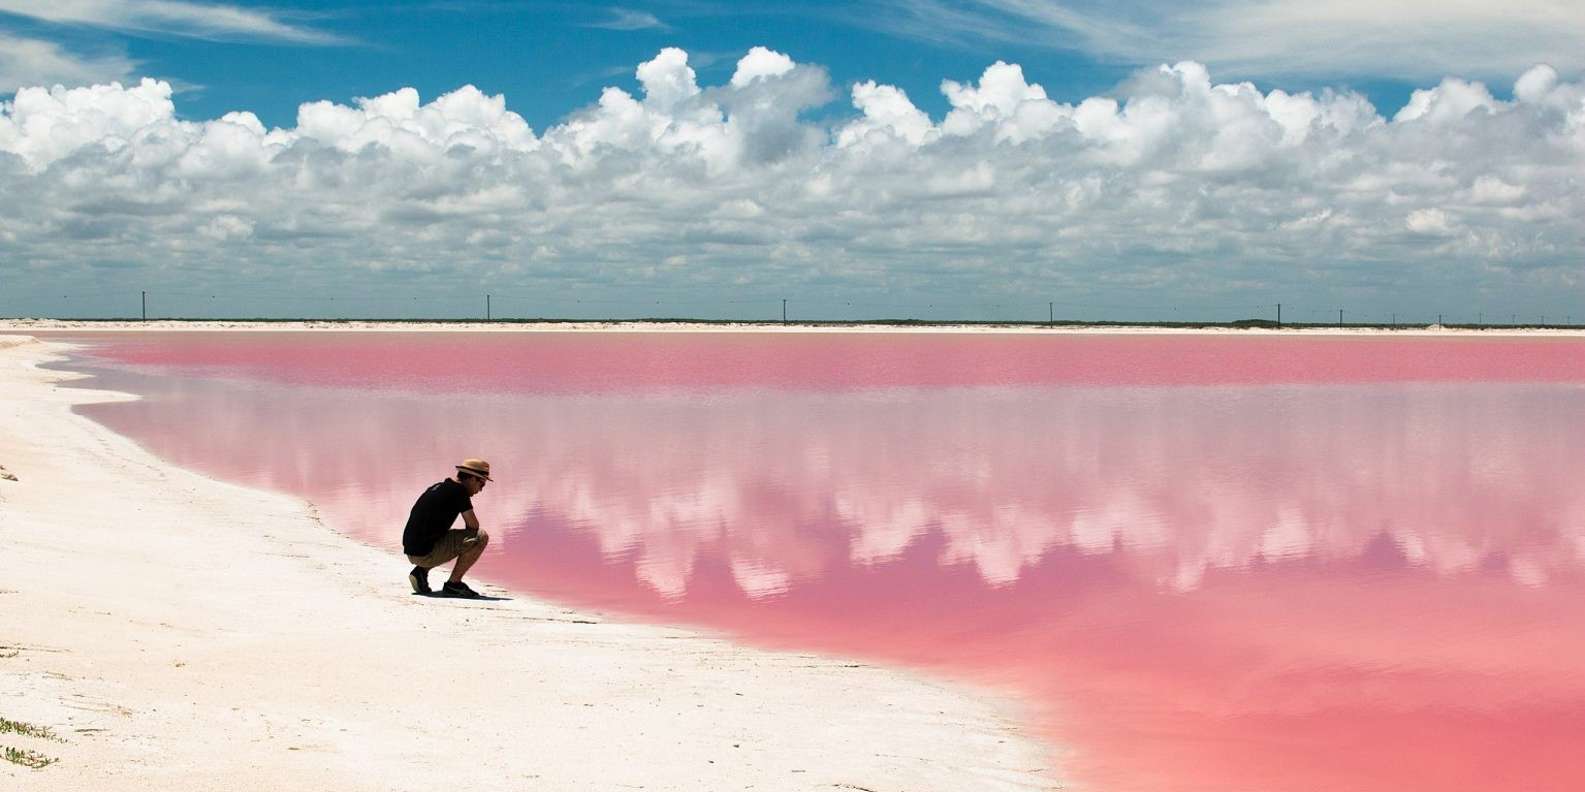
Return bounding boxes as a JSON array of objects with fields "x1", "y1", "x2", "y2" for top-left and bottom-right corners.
[{"x1": 456, "y1": 466, "x2": 493, "y2": 481}]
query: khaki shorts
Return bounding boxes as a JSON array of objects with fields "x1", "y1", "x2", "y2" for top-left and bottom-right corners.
[{"x1": 407, "y1": 529, "x2": 485, "y2": 568}]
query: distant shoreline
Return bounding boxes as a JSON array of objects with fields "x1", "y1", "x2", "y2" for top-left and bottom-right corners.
[{"x1": 3, "y1": 317, "x2": 1583, "y2": 336}]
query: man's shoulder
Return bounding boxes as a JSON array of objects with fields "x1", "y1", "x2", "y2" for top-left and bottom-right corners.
[
  {"x1": 431, "y1": 478, "x2": 471, "y2": 506},
  {"x1": 418, "y1": 479, "x2": 456, "y2": 498}
]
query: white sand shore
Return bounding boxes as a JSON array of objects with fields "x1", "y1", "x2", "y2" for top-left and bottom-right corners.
[
  {"x1": 0, "y1": 335, "x2": 1058, "y2": 791},
  {"x1": 3, "y1": 318, "x2": 1583, "y2": 336}
]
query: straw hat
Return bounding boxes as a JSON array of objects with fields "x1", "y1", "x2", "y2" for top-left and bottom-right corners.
[{"x1": 456, "y1": 458, "x2": 493, "y2": 481}]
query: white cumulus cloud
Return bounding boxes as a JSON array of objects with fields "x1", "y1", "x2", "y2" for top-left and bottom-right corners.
[
  {"x1": 1, "y1": 48, "x2": 1582, "y2": 319},
  {"x1": 839, "y1": 81, "x2": 935, "y2": 147},
  {"x1": 731, "y1": 46, "x2": 795, "y2": 87}
]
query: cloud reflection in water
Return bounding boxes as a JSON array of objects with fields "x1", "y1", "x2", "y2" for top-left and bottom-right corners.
[{"x1": 65, "y1": 336, "x2": 1585, "y2": 792}]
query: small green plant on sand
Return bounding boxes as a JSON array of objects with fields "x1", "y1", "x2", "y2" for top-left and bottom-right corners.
[
  {"x1": 0, "y1": 717, "x2": 61, "y2": 742},
  {"x1": 3, "y1": 745, "x2": 57, "y2": 769}
]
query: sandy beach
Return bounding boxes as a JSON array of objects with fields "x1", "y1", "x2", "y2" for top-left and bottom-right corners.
[{"x1": 0, "y1": 333, "x2": 1057, "y2": 791}]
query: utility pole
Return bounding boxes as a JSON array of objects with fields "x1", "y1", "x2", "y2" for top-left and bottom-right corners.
[
  {"x1": 1392, "y1": 312, "x2": 1396, "y2": 328},
  {"x1": 1048, "y1": 302, "x2": 1053, "y2": 326},
  {"x1": 1438, "y1": 313, "x2": 1442, "y2": 326},
  {"x1": 781, "y1": 298, "x2": 787, "y2": 323},
  {"x1": 486, "y1": 294, "x2": 491, "y2": 321},
  {"x1": 1338, "y1": 308, "x2": 1344, "y2": 327},
  {"x1": 1276, "y1": 303, "x2": 1281, "y2": 326},
  {"x1": 141, "y1": 290, "x2": 146, "y2": 321}
]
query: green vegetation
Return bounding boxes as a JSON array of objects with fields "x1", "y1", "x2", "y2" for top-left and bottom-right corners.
[
  {"x1": 0, "y1": 716, "x2": 61, "y2": 742},
  {"x1": 1, "y1": 716, "x2": 64, "y2": 770},
  {"x1": 3, "y1": 745, "x2": 57, "y2": 769}
]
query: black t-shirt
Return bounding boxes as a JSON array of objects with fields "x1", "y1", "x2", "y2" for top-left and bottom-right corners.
[{"x1": 402, "y1": 479, "x2": 475, "y2": 556}]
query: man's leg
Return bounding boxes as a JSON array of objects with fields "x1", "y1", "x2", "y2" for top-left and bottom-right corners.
[
  {"x1": 448, "y1": 530, "x2": 489, "y2": 582},
  {"x1": 407, "y1": 563, "x2": 432, "y2": 594},
  {"x1": 409, "y1": 531, "x2": 470, "y2": 593}
]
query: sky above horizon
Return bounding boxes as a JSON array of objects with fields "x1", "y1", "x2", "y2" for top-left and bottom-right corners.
[{"x1": 1, "y1": 1, "x2": 1583, "y2": 322}]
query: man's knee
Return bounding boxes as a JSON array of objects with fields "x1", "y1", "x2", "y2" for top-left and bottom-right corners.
[{"x1": 468, "y1": 530, "x2": 490, "y2": 552}]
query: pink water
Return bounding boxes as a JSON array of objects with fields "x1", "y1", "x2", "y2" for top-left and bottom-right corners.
[{"x1": 48, "y1": 332, "x2": 1585, "y2": 791}]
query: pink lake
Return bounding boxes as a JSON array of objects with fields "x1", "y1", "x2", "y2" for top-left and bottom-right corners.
[{"x1": 45, "y1": 331, "x2": 1585, "y2": 792}]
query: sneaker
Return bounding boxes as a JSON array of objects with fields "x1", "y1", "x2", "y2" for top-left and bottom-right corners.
[
  {"x1": 441, "y1": 580, "x2": 482, "y2": 599},
  {"x1": 408, "y1": 566, "x2": 431, "y2": 594}
]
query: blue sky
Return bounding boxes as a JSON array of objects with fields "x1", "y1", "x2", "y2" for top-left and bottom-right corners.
[
  {"x1": 2, "y1": 1, "x2": 1431, "y2": 130},
  {"x1": 1, "y1": 1, "x2": 1582, "y2": 321}
]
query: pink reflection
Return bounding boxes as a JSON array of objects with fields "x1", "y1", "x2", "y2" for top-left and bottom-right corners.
[{"x1": 53, "y1": 332, "x2": 1585, "y2": 792}]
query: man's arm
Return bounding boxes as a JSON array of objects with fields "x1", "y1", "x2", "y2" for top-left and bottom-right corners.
[{"x1": 460, "y1": 509, "x2": 480, "y2": 532}]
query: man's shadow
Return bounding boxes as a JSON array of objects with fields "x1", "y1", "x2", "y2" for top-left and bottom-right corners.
[{"x1": 413, "y1": 591, "x2": 513, "y2": 602}]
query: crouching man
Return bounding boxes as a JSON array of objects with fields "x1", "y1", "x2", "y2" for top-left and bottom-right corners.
[{"x1": 403, "y1": 458, "x2": 492, "y2": 598}]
